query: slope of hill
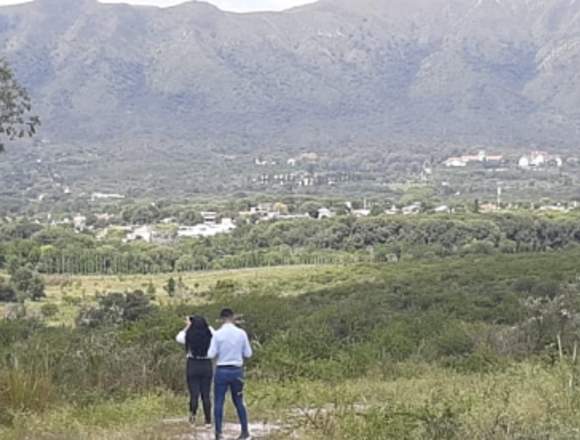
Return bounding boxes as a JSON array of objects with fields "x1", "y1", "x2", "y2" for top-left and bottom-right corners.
[{"x1": 1, "y1": 0, "x2": 580, "y2": 199}]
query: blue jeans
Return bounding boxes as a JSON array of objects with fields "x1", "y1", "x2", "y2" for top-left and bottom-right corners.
[{"x1": 214, "y1": 366, "x2": 249, "y2": 435}]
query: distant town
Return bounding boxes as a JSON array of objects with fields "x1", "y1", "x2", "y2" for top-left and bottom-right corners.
[{"x1": 15, "y1": 190, "x2": 576, "y2": 247}]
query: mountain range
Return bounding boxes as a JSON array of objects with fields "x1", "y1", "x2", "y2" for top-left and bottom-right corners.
[{"x1": 1, "y1": 0, "x2": 580, "y2": 200}]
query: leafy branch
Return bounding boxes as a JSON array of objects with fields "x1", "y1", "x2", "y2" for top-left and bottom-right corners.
[{"x1": 0, "y1": 58, "x2": 40, "y2": 152}]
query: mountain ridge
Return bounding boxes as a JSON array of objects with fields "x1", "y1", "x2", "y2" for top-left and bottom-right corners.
[{"x1": 1, "y1": 0, "x2": 580, "y2": 158}]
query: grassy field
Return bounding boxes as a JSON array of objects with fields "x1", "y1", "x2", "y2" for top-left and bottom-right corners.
[
  {"x1": 5, "y1": 264, "x2": 380, "y2": 325},
  {"x1": 42, "y1": 264, "x2": 375, "y2": 300}
]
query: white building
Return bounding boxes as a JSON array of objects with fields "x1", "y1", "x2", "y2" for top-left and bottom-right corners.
[
  {"x1": 433, "y1": 205, "x2": 450, "y2": 214},
  {"x1": 518, "y1": 156, "x2": 530, "y2": 169},
  {"x1": 352, "y1": 209, "x2": 371, "y2": 217},
  {"x1": 73, "y1": 215, "x2": 87, "y2": 231},
  {"x1": 177, "y1": 218, "x2": 236, "y2": 238},
  {"x1": 91, "y1": 192, "x2": 125, "y2": 201},
  {"x1": 444, "y1": 151, "x2": 503, "y2": 168},
  {"x1": 126, "y1": 225, "x2": 155, "y2": 243},
  {"x1": 260, "y1": 212, "x2": 309, "y2": 222},
  {"x1": 444, "y1": 158, "x2": 468, "y2": 168},
  {"x1": 402, "y1": 203, "x2": 422, "y2": 215},
  {"x1": 317, "y1": 208, "x2": 334, "y2": 219},
  {"x1": 519, "y1": 151, "x2": 562, "y2": 169},
  {"x1": 200, "y1": 211, "x2": 218, "y2": 224}
]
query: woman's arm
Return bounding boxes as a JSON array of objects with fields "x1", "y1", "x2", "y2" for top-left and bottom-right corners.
[
  {"x1": 176, "y1": 318, "x2": 190, "y2": 345},
  {"x1": 176, "y1": 329, "x2": 187, "y2": 345}
]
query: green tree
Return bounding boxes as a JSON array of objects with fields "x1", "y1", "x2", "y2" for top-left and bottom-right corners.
[
  {"x1": 130, "y1": 205, "x2": 161, "y2": 225},
  {"x1": 175, "y1": 255, "x2": 195, "y2": 272},
  {"x1": 164, "y1": 277, "x2": 176, "y2": 297},
  {"x1": 0, "y1": 59, "x2": 40, "y2": 152},
  {"x1": 300, "y1": 201, "x2": 322, "y2": 219},
  {"x1": 370, "y1": 205, "x2": 384, "y2": 216},
  {"x1": 179, "y1": 210, "x2": 204, "y2": 226},
  {"x1": 10, "y1": 268, "x2": 45, "y2": 302}
]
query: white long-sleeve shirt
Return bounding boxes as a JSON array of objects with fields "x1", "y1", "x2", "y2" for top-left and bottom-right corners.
[{"x1": 207, "y1": 323, "x2": 253, "y2": 367}]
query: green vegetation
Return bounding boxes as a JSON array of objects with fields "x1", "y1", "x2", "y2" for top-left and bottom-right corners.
[
  {"x1": 4, "y1": 212, "x2": 580, "y2": 277},
  {"x1": 1, "y1": 250, "x2": 580, "y2": 439},
  {"x1": 0, "y1": 268, "x2": 45, "y2": 303},
  {"x1": 0, "y1": 58, "x2": 40, "y2": 153}
]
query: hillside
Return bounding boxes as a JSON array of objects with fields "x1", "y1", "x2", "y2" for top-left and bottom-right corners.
[
  {"x1": 3, "y1": 251, "x2": 580, "y2": 438},
  {"x1": 1, "y1": 0, "x2": 580, "y2": 198}
]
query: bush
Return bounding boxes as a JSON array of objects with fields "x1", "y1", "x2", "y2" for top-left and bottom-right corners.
[
  {"x1": 0, "y1": 279, "x2": 16, "y2": 302},
  {"x1": 531, "y1": 280, "x2": 561, "y2": 299},
  {"x1": 433, "y1": 322, "x2": 475, "y2": 358},
  {"x1": 40, "y1": 303, "x2": 59, "y2": 319},
  {"x1": 77, "y1": 290, "x2": 155, "y2": 328},
  {"x1": 9, "y1": 268, "x2": 45, "y2": 302}
]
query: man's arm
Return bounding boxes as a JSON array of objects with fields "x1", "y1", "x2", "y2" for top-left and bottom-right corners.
[
  {"x1": 242, "y1": 331, "x2": 253, "y2": 359},
  {"x1": 207, "y1": 335, "x2": 218, "y2": 359}
]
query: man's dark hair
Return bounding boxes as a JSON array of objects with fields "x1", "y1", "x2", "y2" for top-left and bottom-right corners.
[{"x1": 220, "y1": 308, "x2": 234, "y2": 319}]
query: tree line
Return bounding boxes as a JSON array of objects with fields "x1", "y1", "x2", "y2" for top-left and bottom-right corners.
[{"x1": 2, "y1": 213, "x2": 580, "y2": 277}]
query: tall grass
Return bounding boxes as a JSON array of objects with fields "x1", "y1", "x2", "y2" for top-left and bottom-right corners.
[
  {"x1": 0, "y1": 369, "x2": 57, "y2": 425},
  {"x1": 284, "y1": 363, "x2": 580, "y2": 440},
  {"x1": 3, "y1": 363, "x2": 579, "y2": 439},
  {"x1": 0, "y1": 392, "x2": 182, "y2": 440}
]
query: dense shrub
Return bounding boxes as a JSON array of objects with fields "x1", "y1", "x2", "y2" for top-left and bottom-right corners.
[
  {"x1": 40, "y1": 303, "x2": 59, "y2": 318},
  {"x1": 9, "y1": 268, "x2": 45, "y2": 301},
  {"x1": 0, "y1": 278, "x2": 16, "y2": 302},
  {"x1": 77, "y1": 290, "x2": 155, "y2": 328}
]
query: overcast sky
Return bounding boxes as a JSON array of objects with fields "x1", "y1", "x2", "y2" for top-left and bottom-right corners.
[{"x1": 0, "y1": 0, "x2": 318, "y2": 12}]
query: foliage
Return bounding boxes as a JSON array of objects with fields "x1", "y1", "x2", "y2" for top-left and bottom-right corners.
[
  {"x1": 0, "y1": 276, "x2": 17, "y2": 302},
  {"x1": 40, "y1": 303, "x2": 59, "y2": 319},
  {"x1": 0, "y1": 59, "x2": 39, "y2": 152},
  {"x1": 2, "y1": 252, "x2": 580, "y2": 438},
  {"x1": 77, "y1": 291, "x2": 155, "y2": 328},
  {"x1": 163, "y1": 277, "x2": 176, "y2": 297},
  {"x1": 6, "y1": 213, "x2": 580, "y2": 276},
  {"x1": 9, "y1": 268, "x2": 45, "y2": 302}
]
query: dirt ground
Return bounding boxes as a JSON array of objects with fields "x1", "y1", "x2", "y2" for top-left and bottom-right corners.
[{"x1": 162, "y1": 418, "x2": 286, "y2": 440}]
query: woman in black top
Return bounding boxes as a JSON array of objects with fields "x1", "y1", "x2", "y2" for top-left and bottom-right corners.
[{"x1": 176, "y1": 315, "x2": 214, "y2": 425}]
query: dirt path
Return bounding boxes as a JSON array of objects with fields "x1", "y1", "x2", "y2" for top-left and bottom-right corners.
[{"x1": 162, "y1": 418, "x2": 285, "y2": 439}]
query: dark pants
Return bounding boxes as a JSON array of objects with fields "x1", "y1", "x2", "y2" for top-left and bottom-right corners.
[
  {"x1": 186, "y1": 358, "x2": 213, "y2": 423},
  {"x1": 214, "y1": 366, "x2": 249, "y2": 435}
]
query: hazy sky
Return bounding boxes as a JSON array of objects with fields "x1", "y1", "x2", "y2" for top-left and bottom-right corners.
[{"x1": 0, "y1": 0, "x2": 319, "y2": 12}]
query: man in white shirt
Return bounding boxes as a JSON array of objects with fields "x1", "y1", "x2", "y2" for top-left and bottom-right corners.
[{"x1": 208, "y1": 308, "x2": 253, "y2": 440}]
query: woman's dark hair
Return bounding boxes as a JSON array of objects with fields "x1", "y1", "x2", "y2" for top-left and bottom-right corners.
[{"x1": 186, "y1": 315, "x2": 212, "y2": 358}]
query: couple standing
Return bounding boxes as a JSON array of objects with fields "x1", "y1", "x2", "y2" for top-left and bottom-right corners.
[{"x1": 176, "y1": 308, "x2": 253, "y2": 440}]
